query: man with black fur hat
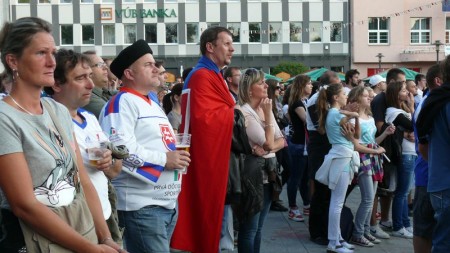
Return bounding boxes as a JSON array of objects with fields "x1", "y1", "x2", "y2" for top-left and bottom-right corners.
[{"x1": 99, "y1": 39, "x2": 191, "y2": 253}]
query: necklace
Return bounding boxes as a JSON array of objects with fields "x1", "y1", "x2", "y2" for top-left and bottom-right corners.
[{"x1": 9, "y1": 95, "x2": 35, "y2": 115}]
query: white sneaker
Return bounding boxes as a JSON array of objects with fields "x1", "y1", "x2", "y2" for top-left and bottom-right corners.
[
  {"x1": 391, "y1": 227, "x2": 413, "y2": 239},
  {"x1": 370, "y1": 225, "x2": 390, "y2": 239},
  {"x1": 326, "y1": 245, "x2": 354, "y2": 253},
  {"x1": 288, "y1": 208, "x2": 304, "y2": 222},
  {"x1": 339, "y1": 240, "x2": 355, "y2": 250},
  {"x1": 405, "y1": 226, "x2": 413, "y2": 234}
]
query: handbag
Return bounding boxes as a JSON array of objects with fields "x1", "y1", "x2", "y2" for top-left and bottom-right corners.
[
  {"x1": 231, "y1": 108, "x2": 253, "y2": 155},
  {"x1": 378, "y1": 163, "x2": 397, "y2": 193},
  {"x1": 17, "y1": 101, "x2": 98, "y2": 252}
]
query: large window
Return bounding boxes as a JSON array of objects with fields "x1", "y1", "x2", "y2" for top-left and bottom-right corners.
[
  {"x1": 368, "y1": 17, "x2": 389, "y2": 44},
  {"x1": 166, "y1": 24, "x2": 178, "y2": 43},
  {"x1": 186, "y1": 23, "x2": 199, "y2": 44},
  {"x1": 309, "y1": 22, "x2": 322, "y2": 42},
  {"x1": 330, "y1": 22, "x2": 342, "y2": 42},
  {"x1": 290, "y1": 22, "x2": 302, "y2": 42},
  {"x1": 410, "y1": 18, "x2": 430, "y2": 44},
  {"x1": 124, "y1": 24, "x2": 137, "y2": 44},
  {"x1": 269, "y1": 22, "x2": 282, "y2": 43},
  {"x1": 60, "y1": 25, "x2": 73, "y2": 45},
  {"x1": 18, "y1": 0, "x2": 30, "y2": 3},
  {"x1": 227, "y1": 23, "x2": 240, "y2": 43},
  {"x1": 249, "y1": 23, "x2": 261, "y2": 43},
  {"x1": 82, "y1": 25, "x2": 94, "y2": 45},
  {"x1": 145, "y1": 24, "x2": 157, "y2": 43},
  {"x1": 446, "y1": 17, "x2": 450, "y2": 44},
  {"x1": 103, "y1": 25, "x2": 115, "y2": 45}
]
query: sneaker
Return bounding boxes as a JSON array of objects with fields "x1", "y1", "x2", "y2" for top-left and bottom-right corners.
[
  {"x1": 326, "y1": 245, "x2": 354, "y2": 253},
  {"x1": 391, "y1": 227, "x2": 413, "y2": 239},
  {"x1": 370, "y1": 225, "x2": 390, "y2": 239},
  {"x1": 379, "y1": 220, "x2": 393, "y2": 231},
  {"x1": 350, "y1": 236, "x2": 374, "y2": 247},
  {"x1": 303, "y1": 205, "x2": 310, "y2": 216},
  {"x1": 270, "y1": 200, "x2": 288, "y2": 212},
  {"x1": 364, "y1": 233, "x2": 381, "y2": 244},
  {"x1": 288, "y1": 208, "x2": 304, "y2": 222},
  {"x1": 339, "y1": 240, "x2": 355, "y2": 250},
  {"x1": 405, "y1": 226, "x2": 413, "y2": 234}
]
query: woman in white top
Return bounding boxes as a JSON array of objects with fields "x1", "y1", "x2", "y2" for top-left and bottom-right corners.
[{"x1": 237, "y1": 68, "x2": 285, "y2": 253}]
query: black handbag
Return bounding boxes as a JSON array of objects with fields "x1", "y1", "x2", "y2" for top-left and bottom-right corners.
[{"x1": 231, "y1": 109, "x2": 252, "y2": 155}]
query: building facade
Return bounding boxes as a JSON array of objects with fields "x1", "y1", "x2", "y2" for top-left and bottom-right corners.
[
  {"x1": 10, "y1": 0, "x2": 350, "y2": 76},
  {"x1": 351, "y1": 0, "x2": 447, "y2": 77}
]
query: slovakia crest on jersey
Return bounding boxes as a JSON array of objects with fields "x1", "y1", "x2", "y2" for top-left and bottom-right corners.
[{"x1": 160, "y1": 124, "x2": 176, "y2": 151}]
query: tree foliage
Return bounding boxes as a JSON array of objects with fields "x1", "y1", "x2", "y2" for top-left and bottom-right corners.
[{"x1": 272, "y1": 61, "x2": 309, "y2": 76}]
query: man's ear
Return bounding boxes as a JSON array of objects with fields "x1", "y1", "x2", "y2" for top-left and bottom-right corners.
[
  {"x1": 52, "y1": 81, "x2": 63, "y2": 94},
  {"x1": 123, "y1": 69, "x2": 134, "y2": 81},
  {"x1": 205, "y1": 42, "x2": 215, "y2": 54}
]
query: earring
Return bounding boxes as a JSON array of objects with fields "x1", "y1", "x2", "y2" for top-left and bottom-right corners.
[{"x1": 12, "y1": 69, "x2": 19, "y2": 82}]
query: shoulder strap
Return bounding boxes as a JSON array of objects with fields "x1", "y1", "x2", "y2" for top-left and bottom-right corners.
[{"x1": 42, "y1": 100, "x2": 80, "y2": 192}]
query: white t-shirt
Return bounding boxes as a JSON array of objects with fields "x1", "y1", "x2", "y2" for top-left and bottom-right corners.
[{"x1": 73, "y1": 108, "x2": 111, "y2": 219}]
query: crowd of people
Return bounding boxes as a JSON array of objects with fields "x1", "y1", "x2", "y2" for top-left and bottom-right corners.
[{"x1": 0, "y1": 17, "x2": 449, "y2": 253}]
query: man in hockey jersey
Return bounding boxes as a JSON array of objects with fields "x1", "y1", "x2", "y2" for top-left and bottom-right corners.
[{"x1": 100, "y1": 40, "x2": 191, "y2": 253}]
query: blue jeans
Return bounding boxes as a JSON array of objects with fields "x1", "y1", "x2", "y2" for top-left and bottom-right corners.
[
  {"x1": 238, "y1": 184, "x2": 271, "y2": 253},
  {"x1": 287, "y1": 141, "x2": 310, "y2": 207},
  {"x1": 430, "y1": 188, "x2": 450, "y2": 253},
  {"x1": 392, "y1": 154, "x2": 416, "y2": 231},
  {"x1": 353, "y1": 173, "x2": 376, "y2": 237},
  {"x1": 118, "y1": 205, "x2": 176, "y2": 253}
]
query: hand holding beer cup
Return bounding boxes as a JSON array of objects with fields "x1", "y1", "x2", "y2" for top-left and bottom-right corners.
[
  {"x1": 165, "y1": 133, "x2": 191, "y2": 173},
  {"x1": 86, "y1": 133, "x2": 109, "y2": 168}
]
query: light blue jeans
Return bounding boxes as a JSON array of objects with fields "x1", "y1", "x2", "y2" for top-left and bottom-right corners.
[
  {"x1": 118, "y1": 205, "x2": 176, "y2": 253},
  {"x1": 392, "y1": 154, "x2": 416, "y2": 231},
  {"x1": 353, "y1": 173, "x2": 377, "y2": 237}
]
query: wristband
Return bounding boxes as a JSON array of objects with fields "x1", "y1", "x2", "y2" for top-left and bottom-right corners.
[{"x1": 100, "y1": 237, "x2": 113, "y2": 244}]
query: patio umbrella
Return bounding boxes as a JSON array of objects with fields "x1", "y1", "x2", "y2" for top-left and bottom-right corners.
[
  {"x1": 264, "y1": 72, "x2": 283, "y2": 82},
  {"x1": 285, "y1": 68, "x2": 345, "y2": 83},
  {"x1": 363, "y1": 67, "x2": 420, "y2": 81}
]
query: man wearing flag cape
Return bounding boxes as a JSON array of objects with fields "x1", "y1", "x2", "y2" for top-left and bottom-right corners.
[{"x1": 171, "y1": 27, "x2": 235, "y2": 253}]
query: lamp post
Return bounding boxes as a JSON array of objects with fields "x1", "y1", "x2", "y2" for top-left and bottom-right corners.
[
  {"x1": 376, "y1": 53, "x2": 384, "y2": 73},
  {"x1": 433, "y1": 40, "x2": 443, "y2": 64}
]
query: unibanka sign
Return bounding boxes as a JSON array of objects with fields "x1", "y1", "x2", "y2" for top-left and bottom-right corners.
[{"x1": 100, "y1": 7, "x2": 177, "y2": 20}]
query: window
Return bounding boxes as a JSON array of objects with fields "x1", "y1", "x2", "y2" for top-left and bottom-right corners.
[
  {"x1": 227, "y1": 23, "x2": 240, "y2": 43},
  {"x1": 81, "y1": 0, "x2": 93, "y2": 3},
  {"x1": 207, "y1": 23, "x2": 220, "y2": 28},
  {"x1": 123, "y1": 0, "x2": 135, "y2": 3},
  {"x1": 145, "y1": 24, "x2": 157, "y2": 43},
  {"x1": 18, "y1": 0, "x2": 30, "y2": 3},
  {"x1": 309, "y1": 22, "x2": 322, "y2": 42},
  {"x1": 269, "y1": 22, "x2": 282, "y2": 43},
  {"x1": 39, "y1": 0, "x2": 50, "y2": 3},
  {"x1": 102, "y1": 0, "x2": 114, "y2": 3},
  {"x1": 249, "y1": 23, "x2": 261, "y2": 43},
  {"x1": 331, "y1": 66, "x2": 344, "y2": 73},
  {"x1": 60, "y1": 25, "x2": 73, "y2": 45},
  {"x1": 103, "y1": 25, "x2": 115, "y2": 45},
  {"x1": 290, "y1": 22, "x2": 302, "y2": 42},
  {"x1": 60, "y1": 0, "x2": 72, "y2": 3},
  {"x1": 82, "y1": 25, "x2": 94, "y2": 45},
  {"x1": 446, "y1": 17, "x2": 450, "y2": 44},
  {"x1": 186, "y1": 23, "x2": 199, "y2": 44},
  {"x1": 124, "y1": 24, "x2": 137, "y2": 44},
  {"x1": 166, "y1": 24, "x2": 178, "y2": 43},
  {"x1": 330, "y1": 22, "x2": 342, "y2": 42},
  {"x1": 143, "y1": 0, "x2": 156, "y2": 2},
  {"x1": 368, "y1": 17, "x2": 389, "y2": 44},
  {"x1": 410, "y1": 18, "x2": 430, "y2": 44}
]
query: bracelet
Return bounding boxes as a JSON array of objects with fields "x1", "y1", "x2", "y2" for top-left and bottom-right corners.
[
  {"x1": 264, "y1": 123, "x2": 274, "y2": 128},
  {"x1": 100, "y1": 237, "x2": 113, "y2": 244}
]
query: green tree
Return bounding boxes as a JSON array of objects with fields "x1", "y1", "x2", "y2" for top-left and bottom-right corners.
[{"x1": 272, "y1": 61, "x2": 309, "y2": 76}]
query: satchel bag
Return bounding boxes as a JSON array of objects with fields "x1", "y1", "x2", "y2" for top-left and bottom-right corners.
[{"x1": 17, "y1": 101, "x2": 98, "y2": 252}]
